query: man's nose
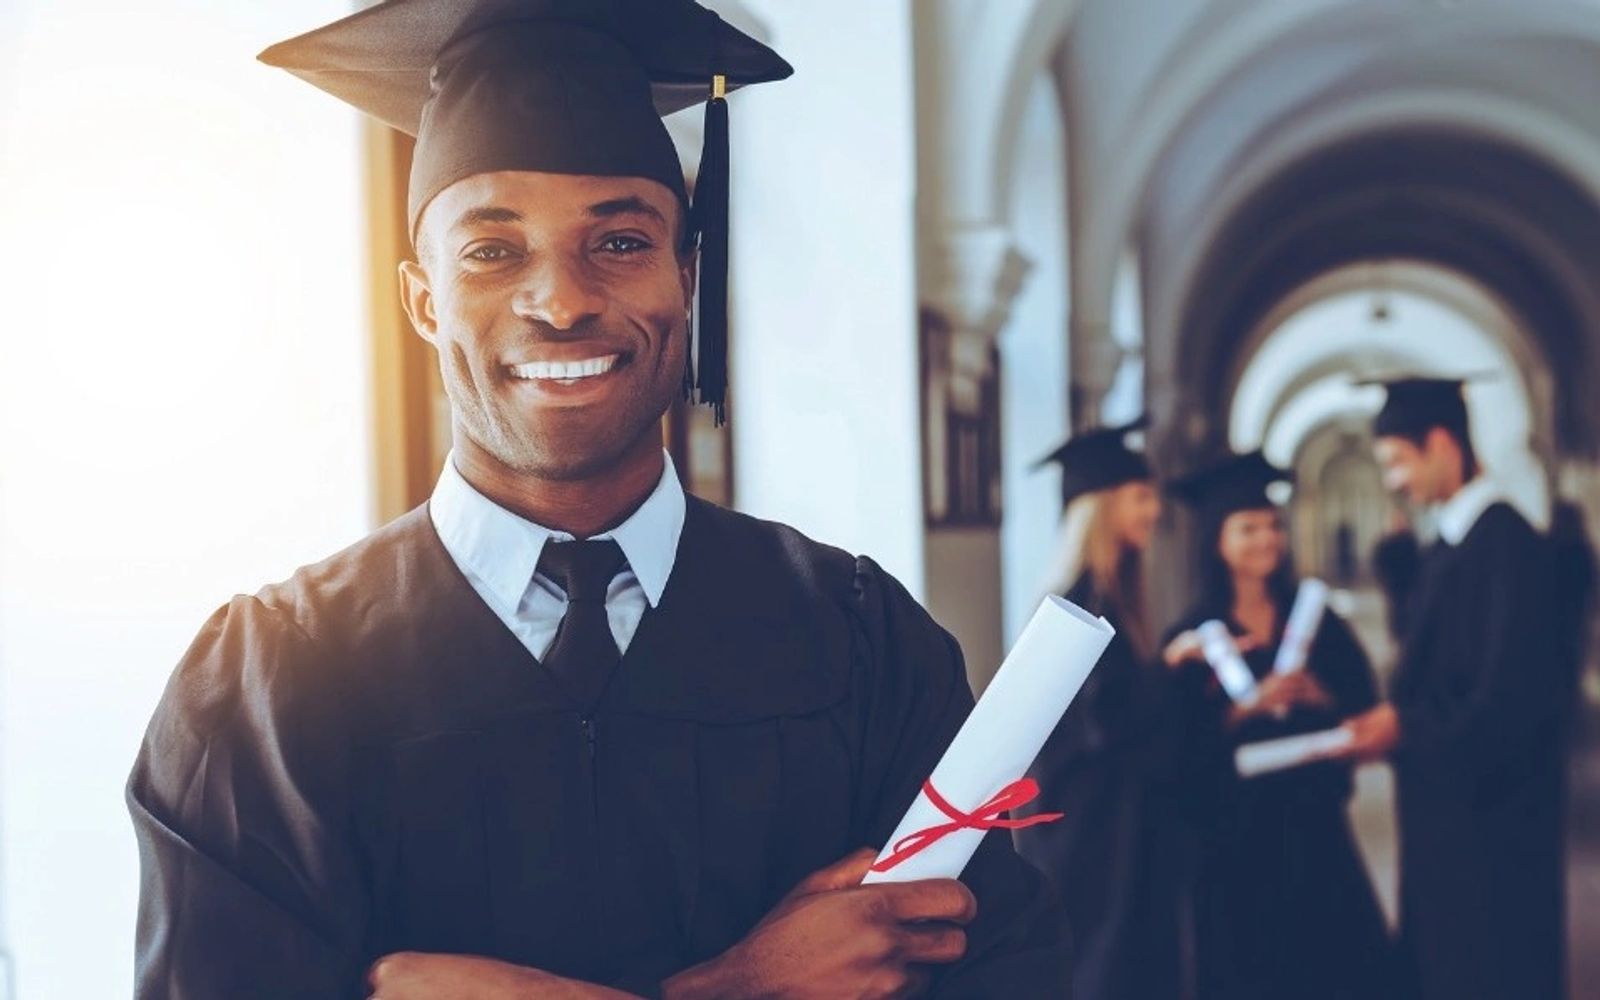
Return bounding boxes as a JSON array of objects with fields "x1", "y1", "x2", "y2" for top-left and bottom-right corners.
[{"x1": 510, "y1": 253, "x2": 606, "y2": 331}]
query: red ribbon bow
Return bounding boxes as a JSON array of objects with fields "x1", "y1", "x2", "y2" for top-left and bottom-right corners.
[{"x1": 868, "y1": 777, "x2": 1063, "y2": 874}]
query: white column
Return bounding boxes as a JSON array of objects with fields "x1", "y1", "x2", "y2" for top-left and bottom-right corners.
[{"x1": 922, "y1": 225, "x2": 1032, "y2": 685}]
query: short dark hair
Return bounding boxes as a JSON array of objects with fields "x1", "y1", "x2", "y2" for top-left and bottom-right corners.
[{"x1": 1380, "y1": 420, "x2": 1479, "y2": 481}]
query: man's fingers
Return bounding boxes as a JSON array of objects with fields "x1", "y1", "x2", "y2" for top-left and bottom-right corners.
[
  {"x1": 367, "y1": 952, "x2": 415, "y2": 990},
  {"x1": 791, "y1": 846, "x2": 879, "y2": 895},
  {"x1": 893, "y1": 967, "x2": 934, "y2": 999},
  {"x1": 879, "y1": 878, "x2": 978, "y2": 924},
  {"x1": 896, "y1": 924, "x2": 968, "y2": 965}
]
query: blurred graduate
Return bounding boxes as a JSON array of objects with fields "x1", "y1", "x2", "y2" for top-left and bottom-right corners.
[
  {"x1": 1335, "y1": 378, "x2": 1590, "y2": 1000},
  {"x1": 1013, "y1": 421, "x2": 1188, "y2": 999},
  {"x1": 1162, "y1": 452, "x2": 1393, "y2": 1000}
]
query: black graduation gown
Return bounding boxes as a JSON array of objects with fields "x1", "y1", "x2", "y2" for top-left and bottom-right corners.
[
  {"x1": 127, "y1": 498, "x2": 1070, "y2": 999},
  {"x1": 1390, "y1": 502, "x2": 1572, "y2": 1000},
  {"x1": 1166, "y1": 599, "x2": 1393, "y2": 1000},
  {"x1": 1013, "y1": 574, "x2": 1187, "y2": 1000}
]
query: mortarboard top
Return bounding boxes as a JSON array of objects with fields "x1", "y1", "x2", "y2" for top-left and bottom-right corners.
[
  {"x1": 1167, "y1": 450, "x2": 1292, "y2": 523},
  {"x1": 259, "y1": 0, "x2": 794, "y2": 424},
  {"x1": 1353, "y1": 374, "x2": 1489, "y2": 442},
  {"x1": 1034, "y1": 417, "x2": 1153, "y2": 509}
]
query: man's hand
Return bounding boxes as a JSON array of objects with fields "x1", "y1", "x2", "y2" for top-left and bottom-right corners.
[
  {"x1": 662, "y1": 847, "x2": 974, "y2": 1000},
  {"x1": 366, "y1": 952, "x2": 640, "y2": 1000},
  {"x1": 1335, "y1": 702, "x2": 1401, "y2": 762}
]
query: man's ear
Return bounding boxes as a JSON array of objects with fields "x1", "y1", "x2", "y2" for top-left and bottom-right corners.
[
  {"x1": 1424, "y1": 425, "x2": 1463, "y2": 471},
  {"x1": 398, "y1": 259, "x2": 438, "y2": 346}
]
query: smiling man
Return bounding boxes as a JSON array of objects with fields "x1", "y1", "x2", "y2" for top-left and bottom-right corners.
[
  {"x1": 1336, "y1": 377, "x2": 1574, "y2": 1000},
  {"x1": 125, "y1": 2, "x2": 1070, "y2": 998}
]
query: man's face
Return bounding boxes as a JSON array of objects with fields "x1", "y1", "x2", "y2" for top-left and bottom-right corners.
[
  {"x1": 1373, "y1": 433, "x2": 1442, "y2": 506},
  {"x1": 400, "y1": 171, "x2": 694, "y2": 481}
]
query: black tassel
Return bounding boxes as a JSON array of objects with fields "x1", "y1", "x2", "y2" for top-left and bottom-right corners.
[
  {"x1": 691, "y1": 81, "x2": 730, "y2": 426},
  {"x1": 681, "y1": 300, "x2": 696, "y2": 402}
]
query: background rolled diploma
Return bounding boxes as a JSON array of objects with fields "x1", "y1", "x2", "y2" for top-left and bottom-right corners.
[
  {"x1": 1198, "y1": 619, "x2": 1260, "y2": 705},
  {"x1": 1272, "y1": 578, "x2": 1329, "y2": 675},
  {"x1": 861, "y1": 596, "x2": 1115, "y2": 884},
  {"x1": 1235, "y1": 727, "x2": 1354, "y2": 777}
]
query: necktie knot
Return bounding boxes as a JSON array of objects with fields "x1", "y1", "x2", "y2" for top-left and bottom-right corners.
[{"x1": 538, "y1": 539, "x2": 626, "y2": 603}]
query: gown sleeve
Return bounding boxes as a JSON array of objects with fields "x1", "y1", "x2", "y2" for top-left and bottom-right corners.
[
  {"x1": 847, "y1": 557, "x2": 1073, "y2": 997},
  {"x1": 127, "y1": 595, "x2": 371, "y2": 999},
  {"x1": 1393, "y1": 512, "x2": 1563, "y2": 786}
]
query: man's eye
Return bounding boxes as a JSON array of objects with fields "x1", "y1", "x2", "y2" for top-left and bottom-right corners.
[
  {"x1": 464, "y1": 244, "x2": 517, "y2": 262},
  {"x1": 597, "y1": 235, "x2": 651, "y2": 255}
]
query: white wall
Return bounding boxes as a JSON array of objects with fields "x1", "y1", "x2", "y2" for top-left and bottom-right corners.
[
  {"x1": 0, "y1": 1, "x2": 371, "y2": 995},
  {"x1": 1000, "y1": 74, "x2": 1070, "y2": 645},
  {"x1": 717, "y1": 0, "x2": 926, "y2": 592}
]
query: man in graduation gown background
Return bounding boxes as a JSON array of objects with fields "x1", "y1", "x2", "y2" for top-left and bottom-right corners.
[
  {"x1": 1336, "y1": 378, "x2": 1582, "y2": 1000},
  {"x1": 124, "y1": 1, "x2": 1072, "y2": 997}
]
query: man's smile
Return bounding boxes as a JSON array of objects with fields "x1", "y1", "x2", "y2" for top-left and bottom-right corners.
[{"x1": 505, "y1": 353, "x2": 625, "y2": 384}]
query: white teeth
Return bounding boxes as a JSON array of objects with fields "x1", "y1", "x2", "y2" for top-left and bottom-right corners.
[{"x1": 507, "y1": 355, "x2": 620, "y2": 381}]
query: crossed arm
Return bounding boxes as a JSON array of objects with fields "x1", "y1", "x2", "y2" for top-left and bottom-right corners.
[{"x1": 366, "y1": 849, "x2": 976, "y2": 1000}]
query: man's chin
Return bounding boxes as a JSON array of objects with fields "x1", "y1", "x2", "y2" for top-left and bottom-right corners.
[{"x1": 496, "y1": 422, "x2": 660, "y2": 483}]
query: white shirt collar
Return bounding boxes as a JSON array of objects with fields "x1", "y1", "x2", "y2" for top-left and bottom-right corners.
[
  {"x1": 1435, "y1": 476, "x2": 1503, "y2": 546},
  {"x1": 429, "y1": 449, "x2": 686, "y2": 611}
]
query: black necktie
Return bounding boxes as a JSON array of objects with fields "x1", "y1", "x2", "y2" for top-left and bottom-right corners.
[{"x1": 537, "y1": 539, "x2": 627, "y2": 713}]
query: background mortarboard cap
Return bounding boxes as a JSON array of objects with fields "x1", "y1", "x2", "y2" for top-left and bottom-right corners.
[
  {"x1": 1353, "y1": 373, "x2": 1488, "y2": 442},
  {"x1": 1168, "y1": 450, "x2": 1292, "y2": 522},
  {"x1": 1034, "y1": 417, "x2": 1152, "y2": 508},
  {"x1": 260, "y1": 0, "x2": 793, "y2": 423}
]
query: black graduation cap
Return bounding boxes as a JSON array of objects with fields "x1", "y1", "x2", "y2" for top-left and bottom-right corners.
[
  {"x1": 1354, "y1": 375, "x2": 1480, "y2": 442},
  {"x1": 1034, "y1": 418, "x2": 1152, "y2": 508},
  {"x1": 259, "y1": 0, "x2": 795, "y2": 425},
  {"x1": 1168, "y1": 450, "x2": 1292, "y2": 522}
]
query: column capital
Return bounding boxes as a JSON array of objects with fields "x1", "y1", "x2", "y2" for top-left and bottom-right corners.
[{"x1": 925, "y1": 223, "x2": 1032, "y2": 360}]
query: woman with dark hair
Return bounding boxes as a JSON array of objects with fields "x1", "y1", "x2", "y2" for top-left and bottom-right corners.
[
  {"x1": 1162, "y1": 452, "x2": 1393, "y2": 1000},
  {"x1": 1015, "y1": 421, "x2": 1187, "y2": 999}
]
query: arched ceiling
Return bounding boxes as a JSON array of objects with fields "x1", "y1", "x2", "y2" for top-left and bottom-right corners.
[
  {"x1": 1068, "y1": 0, "x2": 1600, "y2": 327},
  {"x1": 1046, "y1": 0, "x2": 1600, "y2": 462},
  {"x1": 1230, "y1": 261, "x2": 1542, "y2": 462},
  {"x1": 1167, "y1": 130, "x2": 1600, "y2": 457}
]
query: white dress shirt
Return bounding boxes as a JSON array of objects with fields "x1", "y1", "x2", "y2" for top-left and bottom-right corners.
[
  {"x1": 1435, "y1": 475, "x2": 1504, "y2": 546},
  {"x1": 428, "y1": 449, "x2": 687, "y2": 660}
]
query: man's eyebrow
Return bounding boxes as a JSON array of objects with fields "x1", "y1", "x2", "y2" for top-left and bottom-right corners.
[
  {"x1": 449, "y1": 205, "x2": 524, "y2": 231},
  {"x1": 587, "y1": 196, "x2": 668, "y2": 226}
]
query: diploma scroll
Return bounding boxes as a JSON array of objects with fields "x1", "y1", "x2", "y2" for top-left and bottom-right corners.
[
  {"x1": 1272, "y1": 579, "x2": 1329, "y2": 675},
  {"x1": 1198, "y1": 620, "x2": 1260, "y2": 705},
  {"x1": 862, "y1": 596, "x2": 1115, "y2": 884},
  {"x1": 1235, "y1": 727, "x2": 1353, "y2": 778}
]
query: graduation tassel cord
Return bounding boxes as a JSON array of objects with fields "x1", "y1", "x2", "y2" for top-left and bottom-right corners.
[
  {"x1": 681, "y1": 302, "x2": 696, "y2": 402},
  {"x1": 691, "y1": 72, "x2": 730, "y2": 426}
]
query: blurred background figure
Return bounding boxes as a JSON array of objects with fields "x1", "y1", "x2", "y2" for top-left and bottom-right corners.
[
  {"x1": 1335, "y1": 378, "x2": 1586, "y2": 1000},
  {"x1": 1162, "y1": 453, "x2": 1393, "y2": 1000},
  {"x1": 3, "y1": 0, "x2": 1600, "y2": 996},
  {"x1": 1014, "y1": 422, "x2": 1186, "y2": 1000}
]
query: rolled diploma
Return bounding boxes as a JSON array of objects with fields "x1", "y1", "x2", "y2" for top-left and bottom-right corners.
[
  {"x1": 862, "y1": 596, "x2": 1115, "y2": 884},
  {"x1": 1272, "y1": 579, "x2": 1329, "y2": 675},
  {"x1": 1235, "y1": 727, "x2": 1353, "y2": 778},
  {"x1": 1198, "y1": 620, "x2": 1260, "y2": 705}
]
